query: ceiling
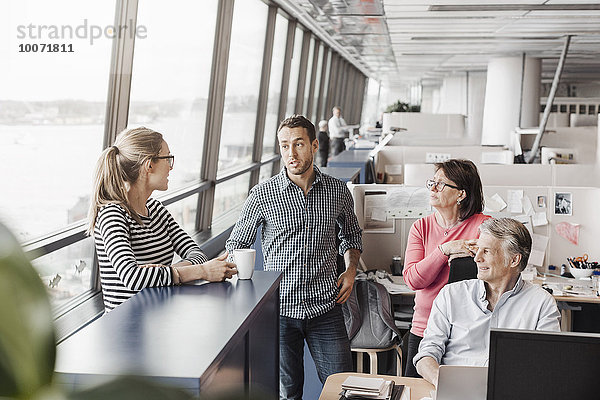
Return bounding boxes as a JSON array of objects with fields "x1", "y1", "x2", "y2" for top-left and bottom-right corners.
[{"x1": 286, "y1": 0, "x2": 600, "y2": 89}]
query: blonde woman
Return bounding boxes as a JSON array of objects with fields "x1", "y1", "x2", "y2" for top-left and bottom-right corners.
[{"x1": 88, "y1": 127, "x2": 237, "y2": 312}]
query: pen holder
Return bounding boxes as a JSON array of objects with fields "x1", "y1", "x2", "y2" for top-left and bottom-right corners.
[{"x1": 391, "y1": 256, "x2": 403, "y2": 276}]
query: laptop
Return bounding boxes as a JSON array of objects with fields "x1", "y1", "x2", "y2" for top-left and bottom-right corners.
[{"x1": 434, "y1": 365, "x2": 488, "y2": 400}]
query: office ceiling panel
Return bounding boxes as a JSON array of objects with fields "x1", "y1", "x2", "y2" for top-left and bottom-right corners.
[{"x1": 282, "y1": 0, "x2": 600, "y2": 87}]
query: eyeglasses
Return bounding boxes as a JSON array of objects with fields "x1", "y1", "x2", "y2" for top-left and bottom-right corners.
[
  {"x1": 426, "y1": 179, "x2": 460, "y2": 191},
  {"x1": 154, "y1": 155, "x2": 175, "y2": 168}
]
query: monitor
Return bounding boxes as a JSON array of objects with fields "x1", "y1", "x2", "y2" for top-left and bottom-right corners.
[{"x1": 487, "y1": 328, "x2": 600, "y2": 400}]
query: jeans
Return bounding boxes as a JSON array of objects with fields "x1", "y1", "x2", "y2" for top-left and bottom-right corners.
[
  {"x1": 404, "y1": 332, "x2": 423, "y2": 378},
  {"x1": 331, "y1": 138, "x2": 345, "y2": 156},
  {"x1": 279, "y1": 305, "x2": 353, "y2": 400}
]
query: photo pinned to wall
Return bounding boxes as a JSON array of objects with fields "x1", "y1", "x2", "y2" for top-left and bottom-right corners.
[
  {"x1": 554, "y1": 192, "x2": 572, "y2": 216},
  {"x1": 537, "y1": 196, "x2": 546, "y2": 208}
]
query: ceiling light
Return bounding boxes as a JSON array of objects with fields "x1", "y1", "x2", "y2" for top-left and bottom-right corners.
[{"x1": 429, "y1": 4, "x2": 600, "y2": 12}]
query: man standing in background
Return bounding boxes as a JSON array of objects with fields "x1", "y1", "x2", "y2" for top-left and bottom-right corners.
[
  {"x1": 328, "y1": 106, "x2": 347, "y2": 156},
  {"x1": 315, "y1": 120, "x2": 330, "y2": 167}
]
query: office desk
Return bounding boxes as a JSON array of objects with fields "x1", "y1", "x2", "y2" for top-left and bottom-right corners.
[
  {"x1": 320, "y1": 167, "x2": 361, "y2": 183},
  {"x1": 319, "y1": 372, "x2": 434, "y2": 400},
  {"x1": 55, "y1": 271, "x2": 282, "y2": 398},
  {"x1": 327, "y1": 150, "x2": 373, "y2": 184},
  {"x1": 532, "y1": 276, "x2": 600, "y2": 331}
]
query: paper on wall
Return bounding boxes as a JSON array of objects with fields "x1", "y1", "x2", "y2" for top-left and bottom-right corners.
[
  {"x1": 529, "y1": 234, "x2": 549, "y2": 266},
  {"x1": 532, "y1": 212, "x2": 548, "y2": 227},
  {"x1": 514, "y1": 214, "x2": 533, "y2": 237},
  {"x1": 484, "y1": 193, "x2": 507, "y2": 213},
  {"x1": 521, "y1": 196, "x2": 535, "y2": 216},
  {"x1": 387, "y1": 187, "x2": 432, "y2": 219},
  {"x1": 507, "y1": 190, "x2": 524, "y2": 213},
  {"x1": 364, "y1": 191, "x2": 395, "y2": 233},
  {"x1": 371, "y1": 209, "x2": 387, "y2": 222}
]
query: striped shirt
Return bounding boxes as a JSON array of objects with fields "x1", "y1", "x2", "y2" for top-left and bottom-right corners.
[
  {"x1": 226, "y1": 166, "x2": 362, "y2": 319},
  {"x1": 94, "y1": 198, "x2": 208, "y2": 312}
]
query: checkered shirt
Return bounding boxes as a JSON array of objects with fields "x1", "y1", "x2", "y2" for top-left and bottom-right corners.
[{"x1": 226, "y1": 166, "x2": 363, "y2": 319}]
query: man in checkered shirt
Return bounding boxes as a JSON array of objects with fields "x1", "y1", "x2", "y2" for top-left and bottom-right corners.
[{"x1": 226, "y1": 114, "x2": 362, "y2": 400}]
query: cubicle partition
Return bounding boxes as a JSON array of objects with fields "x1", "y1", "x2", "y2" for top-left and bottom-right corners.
[
  {"x1": 382, "y1": 112, "x2": 466, "y2": 138},
  {"x1": 349, "y1": 183, "x2": 600, "y2": 273},
  {"x1": 374, "y1": 146, "x2": 509, "y2": 184},
  {"x1": 403, "y1": 163, "x2": 600, "y2": 188},
  {"x1": 519, "y1": 126, "x2": 598, "y2": 164}
]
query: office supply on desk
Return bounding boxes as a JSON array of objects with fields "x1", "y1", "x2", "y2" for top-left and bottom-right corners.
[
  {"x1": 391, "y1": 256, "x2": 403, "y2": 276},
  {"x1": 340, "y1": 380, "x2": 407, "y2": 400},
  {"x1": 342, "y1": 376, "x2": 386, "y2": 392},
  {"x1": 487, "y1": 329, "x2": 600, "y2": 399},
  {"x1": 320, "y1": 373, "x2": 423, "y2": 400}
]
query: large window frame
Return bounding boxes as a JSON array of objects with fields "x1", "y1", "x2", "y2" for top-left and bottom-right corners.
[{"x1": 17, "y1": 0, "x2": 368, "y2": 343}]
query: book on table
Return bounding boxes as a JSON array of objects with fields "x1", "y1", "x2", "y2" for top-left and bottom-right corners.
[{"x1": 340, "y1": 376, "x2": 409, "y2": 400}]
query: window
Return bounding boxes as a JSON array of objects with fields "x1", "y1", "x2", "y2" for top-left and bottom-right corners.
[
  {"x1": 128, "y1": 0, "x2": 218, "y2": 191},
  {"x1": 0, "y1": 1, "x2": 115, "y2": 309},
  {"x1": 218, "y1": 0, "x2": 268, "y2": 174},
  {"x1": 362, "y1": 78, "x2": 381, "y2": 126},
  {"x1": 320, "y1": 50, "x2": 333, "y2": 119},
  {"x1": 165, "y1": 194, "x2": 199, "y2": 235},
  {"x1": 0, "y1": 1, "x2": 114, "y2": 242},
  {"x1": 212, "y1": 173, "x2": 251, "y2": 223},
  {"x1": 302, "y1": 37, "x2": 315, "y2": 117},
  {"x1": 259, "y1": 163, "x2": 276, "y2": 183},
  {"x1": 32, "y1": 236, "x2": 96, "y2": 312},
  {"x1": 285, "y1": 27, "x2": 304, "y2": 117},
  {"x1": 311, "y1": 44, "x2": 325, "y2": 122},
  {"x1": 263, "y1": 14, "x2": 288, "y2": 157}
]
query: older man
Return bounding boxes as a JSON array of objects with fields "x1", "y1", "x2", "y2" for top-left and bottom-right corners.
[
  {"x1": 415, "y1": 218, "x2": 560, "y2": 387},
  {"x1": 328, "y1": 106, "x2": 348, "y2": 156}
]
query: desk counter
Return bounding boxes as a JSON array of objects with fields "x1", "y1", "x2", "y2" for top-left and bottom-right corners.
[
  {"x1": 55, "y1": 271, "x2": 282, "y2": 397},
  {"x1": 320, "y1": 167, "x2": 361, "y2": 183},
  {"x1": 327, "y1": 150, "x2": 373, "y2": 184}
]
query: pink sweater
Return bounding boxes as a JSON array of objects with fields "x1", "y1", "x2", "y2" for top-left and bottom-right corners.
[{"x1": 403, "y1": 212, "x2": 490, "y2": 336}]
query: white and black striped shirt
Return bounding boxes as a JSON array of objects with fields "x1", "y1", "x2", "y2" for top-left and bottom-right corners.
[
  {"x1": 226, "y1": 166, "x2": 363, "y2": 319},
  {"x1": 94, "y1": 198, "x2": 208, "y2": 312}
]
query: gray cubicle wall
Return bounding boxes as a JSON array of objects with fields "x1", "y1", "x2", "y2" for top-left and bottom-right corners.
[
  {"x1": 403, "y1": 164, "x2": 600, "y2": 188},
  {"x1": 349, "y1": 184, "x2": 600, "y2": 274}
]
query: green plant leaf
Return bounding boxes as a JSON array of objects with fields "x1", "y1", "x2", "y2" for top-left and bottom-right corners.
[{"x1": 0, "y1": 222, "x2": 56, "y2": 399}]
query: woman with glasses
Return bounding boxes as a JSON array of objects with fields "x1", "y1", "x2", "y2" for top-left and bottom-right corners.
[
  {"x1": 88, "y1": 127, "x2": 237, "y2": 312},
  {"x1": 403, "y1": 159, "x2": 489, "y2": 377}
]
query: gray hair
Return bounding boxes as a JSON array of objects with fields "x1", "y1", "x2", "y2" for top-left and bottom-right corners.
[{"x1": 479, "y1": 218, "x2": 531, "y2": 271}]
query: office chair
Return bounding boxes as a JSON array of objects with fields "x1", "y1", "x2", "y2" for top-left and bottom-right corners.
[{"x1": 448, "y1": 256, "x2": 478, "y2": 284}]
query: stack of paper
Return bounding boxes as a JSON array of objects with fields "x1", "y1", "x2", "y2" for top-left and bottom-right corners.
[{"x1": 340, "y1": 376, "x2": 392, "y2": 399}]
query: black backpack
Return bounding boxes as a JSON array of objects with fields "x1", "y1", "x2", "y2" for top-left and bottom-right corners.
[{"x1": 342, "y1": 278, "x2": 402, "y2": 349}]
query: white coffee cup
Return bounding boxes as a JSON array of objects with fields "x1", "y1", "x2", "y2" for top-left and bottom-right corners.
[{"x1": 234, "y1": 249, "x2": 256, "y2": 280}]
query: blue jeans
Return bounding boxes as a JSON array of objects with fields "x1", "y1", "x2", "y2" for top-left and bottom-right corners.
[{"x1": 279, "y1": 305, "x2": 353, "y2": 400}]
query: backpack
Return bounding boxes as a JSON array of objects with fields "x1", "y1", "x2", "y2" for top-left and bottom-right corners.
[{"x1": 342, "y1": 277, "x2": 402, "y2": 349}]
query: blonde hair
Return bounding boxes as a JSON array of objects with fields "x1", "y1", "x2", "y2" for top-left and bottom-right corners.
[{"x1": 87, "y1": 127, "x2": 164, "y2": 235}]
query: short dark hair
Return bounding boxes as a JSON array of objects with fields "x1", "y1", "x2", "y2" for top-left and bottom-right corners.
[
  {"x1": 278, "y1": 114, "x2": 316, "y2": 142},
  {"x1": 434, "y1": 159, "x2": 484, "y2": 220},
  {"x1": 479, "y1": 218, "x2": 532, "y2": 271}
]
